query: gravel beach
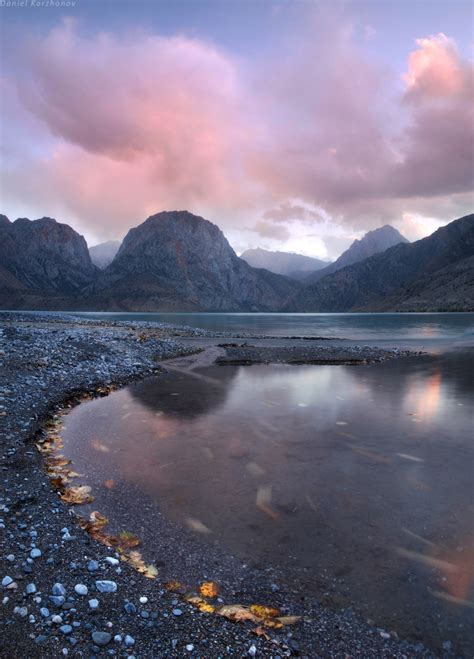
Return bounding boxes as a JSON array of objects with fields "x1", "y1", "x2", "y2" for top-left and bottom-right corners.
[{"x1": 0, "y1": 312, "x2": 437, "y2": 658}]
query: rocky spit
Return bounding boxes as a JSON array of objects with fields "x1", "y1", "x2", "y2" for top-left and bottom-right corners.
[{"x1": 0, "y1": 312, "x2": 437, "y2": 658}]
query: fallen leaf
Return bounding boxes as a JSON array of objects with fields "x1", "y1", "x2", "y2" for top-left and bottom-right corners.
[
  {"x1": 165, "y1": 580, "x2": 185, "y2": 592},
  {"x1": 199, "y1": 581, "x2": 219, "y2": 598},
  {"x1": 252, "y1": 626, "x2": 271, "y2": 640},
  {"x1": 250, "y1": 604, "x2": 280, "y2": 619},
  {"x1": 61, "y1": 485, "x2": 94, "y2": 505},
  {"x1": 185, "y1": 595, "x2": 216, "y2": 614},
  {"x1": 104, "y1": 479, "x2": 115, "y2": 489}
]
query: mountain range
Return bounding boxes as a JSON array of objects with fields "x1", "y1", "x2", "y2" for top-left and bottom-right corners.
[
  {"x1": 240, "y1": 248, "x2": 328, "y2": 280},
  {"x1": 305, "y1": 225, "x2": 409, "y2": 284},
  {"x1": 0, "y1": 210, "x2": 472, "y2": 312}
]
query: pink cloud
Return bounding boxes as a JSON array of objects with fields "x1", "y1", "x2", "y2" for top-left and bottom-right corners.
[{"x1": 1, "y1": 16, "x2": 472, "y2": 245}]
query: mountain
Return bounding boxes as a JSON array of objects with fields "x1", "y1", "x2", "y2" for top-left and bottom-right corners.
[
  {"x1": 290, "y1": 214, "x2": 474, "y2": 312},
  {"x1": 306, "y1": 225, "x2": 409, "y2": 283},
  {"x1": 91, "y1": 211, "x2": 299, "y2": 311},
  {"x1": 89, "y1": 240, "x2": 121, "y2": 269},
  {"x1": 240, "y1": 248, "x2": 329, "y2": 280},
  {"x1": 0, "y1": 215, "x2": 96, "y2": 308}
]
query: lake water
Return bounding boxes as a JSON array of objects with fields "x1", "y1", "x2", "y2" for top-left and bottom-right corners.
[
  {"x1": 72, "y1": 311, "x2": 474, "y2": 342},
  {"x1": 59, "y1": 347, "x2": 474, "y2": 654}
]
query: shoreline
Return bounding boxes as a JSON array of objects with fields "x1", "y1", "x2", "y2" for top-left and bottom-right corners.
[{"x1": 0, "y1": 313, "x2": 439, "y2": 657}]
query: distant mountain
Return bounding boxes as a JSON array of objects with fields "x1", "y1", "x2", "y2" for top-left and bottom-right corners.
[
  {"x1": 1, "y1": 211, "x2": 471, "y2": 312},
  {"x1": 89, "y1": 240, "x2": 121, "y2": 269},
  {"x1": 306, "y1": 225, "x2": 409, "y2": 283},
  {"x1": 290, "y1": 214, "x2": 474, "y2": 312},
  {"x1": 92, "y1": 211, "x2": 299, "y2": 311},
  {"x1": 0, "y1": 215, "x2": 96, "y2": 308},
  {"x1": 240, "y1": 247, "x2": 328, "y2": 280}
]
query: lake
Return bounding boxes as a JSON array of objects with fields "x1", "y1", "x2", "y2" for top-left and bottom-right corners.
[
  {"x1": 71, "y1": 311, "x2": 474, "y2": 342},
  {"x1": 58, "y1": 346, "x2": 474, "y2": 654}
]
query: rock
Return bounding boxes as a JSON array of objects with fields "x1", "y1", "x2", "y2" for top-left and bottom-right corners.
[
  {"x1": 105, "y1": 557, "x2": 119, "y2": 566},
  {"x1": 248, "y1": 645, "x2": 257, "y2": 657},
  {"x1": 139, "y1": 596, "x2": 148, "y2": 604},
  {"x1": 25, "y1": 583, "x2": 37, "y2": 594},
  {"x1": 30, "y1": 548, "x2": 41, "y2": 559},
  {"x1": 91, "y1": 631, "x2": 112, "y2": 646},
  {"x1": 172, "y1": 608, "x2": 183, "y2": 616},
  {"x1": 74, "y1": 584, "x2": 88, "y2": 596},
  {"x1": 52, "y1": 583, "x2": 66, "y2": 596},
  {"x1": 123, "y1": 602, "x2": 136, "y2": 614},
  {"x1": 60, "y1": 625, "x2": 73, "y2": 635},
  {"x1": 49, "y1": 595, "x2": 65, "y2": 607},
  {"x1": 88, "y1": 598, "x2": 99, "y2": 610},
  {"x1": 2, "y1": 576, "x2": 13, "y2": 587},
  {"x1": 87, "y1": 560, "x2": 99, "y2": 572},
  {"x1": 186, "y1": 644, "x2": 194, "y2": 651},
  {"x1": 95, "y1": 580, "x2": 117, "y2": 593},
  {"x1": 52, "y1": 615, "x2": 63, "y2": 624},
  {"x1": 124, "y1": 635, "x2": 135, "y2": 647},
  {"x1": 40, "y1": 607, "x2": 50, "y2": 617}
]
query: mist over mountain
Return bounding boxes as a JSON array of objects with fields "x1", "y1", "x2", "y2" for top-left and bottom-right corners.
[
  {"x1": 240, "y1": 248, "x2": 329, "y2": 280},
  {"x1": 89, "y1": 240, "x2": 121, "y2": 269},
  {"x1": 0, "y1": 211, "x2": 472, "y2": 312},
  {"x1": 290, "y1": 214, "x2": 474, "y2": 312},
  {"x1": 306, "y1": 225, "x2": 409, "y2": 284}
]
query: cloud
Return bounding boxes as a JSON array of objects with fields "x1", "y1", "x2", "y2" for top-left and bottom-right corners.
[{"x1": 1, "y1": 15, "x2": 472, "y2": 247}]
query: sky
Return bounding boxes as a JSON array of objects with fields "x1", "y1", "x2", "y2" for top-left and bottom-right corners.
[{"x1": 0, "y1": 0, "x2": 473, "y2": 259}]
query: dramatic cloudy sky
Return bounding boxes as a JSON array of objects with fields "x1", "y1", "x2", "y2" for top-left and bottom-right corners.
[{"x1": 0, "y1": 0, "x2": 473, "y2": 258}]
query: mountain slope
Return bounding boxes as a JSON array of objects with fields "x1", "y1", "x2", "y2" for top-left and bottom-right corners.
[
  {"x1": 0, "y1": 215, "x2": 96, "y2": 307},
  {"x1": 92, "y1": 211, "x2": 299, "y2": 311},
  {"x1": 240, "y1": 248, "x2": 328, "y2": 280},
  {"x1": 89, "y1": 240, "x2": 121, "y2": 269},
  {"x1": 306, "y1": 225, "x2": 408, "y2": 283},
  {"x1": 290, "y1": 214, "x2": 474, "y2": 312}
]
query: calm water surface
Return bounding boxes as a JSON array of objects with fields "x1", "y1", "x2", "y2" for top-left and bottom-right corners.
[
  {"x1": 60, "y1": 349, "x2": 474, "y2": 654},
  {"x1": 71, "y1": 311, "x2": 474, "y2": 341}
]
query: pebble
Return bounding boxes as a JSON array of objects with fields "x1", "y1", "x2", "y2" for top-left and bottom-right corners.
[
  {"x1": 52, "y1": 583, "x2": 66, "y2": 596},
  {"x1": 95, "y1": 580, "x2": 117, "y2": 593},
  {"x1": 2, "y1": 576, "x2": 13, "y2": 587},
  {"x1": 105, "y1": 557, "x2": 119, "y2": 566},
  {"x1": 186, "y1": 644, "x2": 194, "y2": 652},
  {"x1": 139, "y1": 596, "x2": 148, "y2": 604},
  {"x1": 124, "y1": 602, "x2": 136, "y2": 614},
  {"x1": 74, "y1": 584, "x2": 88, "y2": 596},
  {"x1": 52, "y1": 614, "x2": 63, "y2": 624},
  {"x1": 30, "y1": 548, "x2": 41, "y2": 559},
  {"x1": 88, "y1": 598, "x2": 99, "y2": 610},
  {"x1": 91, "y1": 631, "x2": 112, "y2": 646},
  {"x1": 40, "y1": 607, "x2": 50, "y2": 617},
  {"x1": 248, "y1": 645, "x2": 257, "y2": 656},
  {"x1": 124, "y1": 635, "x2": 135, "y2": 647},
  {"x1": 49, "y1": 595, "x2": 65, "y2": 607},
  {"x1": 172, "y1": 608, "x2": 183, "y2": 616},
  {"x1": 60, "y1": 625, "x2": 73, "y2": 635},
  {"x1": 25, "y1": 583, "x2": 37, "y2": 594},
  {"x1": 87, "y1": 560, "x2": 99, "y2": 572},
  {"x1": 380, "y1": 632, "x2": 391, "y2": 640}
]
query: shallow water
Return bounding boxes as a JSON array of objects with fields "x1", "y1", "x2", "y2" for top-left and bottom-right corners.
[
  {"x1": 60, "y1": 349, "x2": 474, "y2": 653},
  {"x1": 71, "y1": 311, "x2": 474, "y2": 341}
]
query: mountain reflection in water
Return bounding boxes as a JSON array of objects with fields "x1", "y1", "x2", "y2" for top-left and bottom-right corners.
[{"x1": 59, "y1": 349, "x2": 474, "y2": 654}]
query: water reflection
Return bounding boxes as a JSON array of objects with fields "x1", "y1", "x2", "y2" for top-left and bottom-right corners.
[{"x1": 60, "y1": 349, "x2": 474, "y2": 654}]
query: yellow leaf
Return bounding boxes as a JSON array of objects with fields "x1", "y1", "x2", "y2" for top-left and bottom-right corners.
[
  {"x1": 250, "y1": 604, "x2": 280, "y2": 619},
  {"x1": 186, "y1": 596, "x2": 215, "y2": 614},
  {"x1": 199, "y1": 581, "x2": 219, "y2": 598}
]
